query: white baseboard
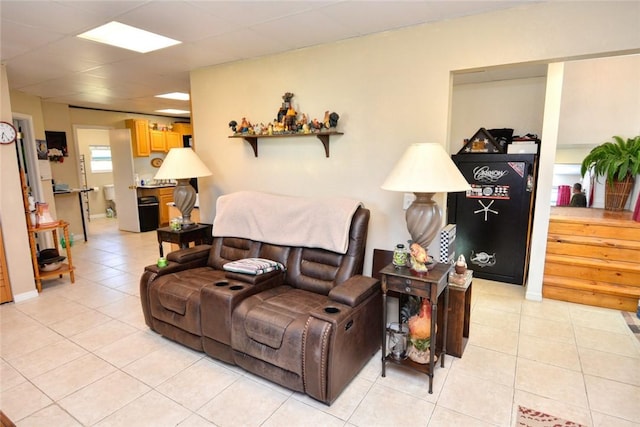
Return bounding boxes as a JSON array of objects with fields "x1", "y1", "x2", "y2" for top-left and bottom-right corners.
[
  {"x1": 13, "y1": 289, "x2": 39, "y2": 302},
  {"x1": 525, "y1": 288, "x2": 543, "y2": 302}
]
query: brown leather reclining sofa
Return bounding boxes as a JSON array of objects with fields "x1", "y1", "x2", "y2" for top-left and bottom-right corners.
[{"x1": 140, "y1": 200, "x2": 381, "y2": 404}]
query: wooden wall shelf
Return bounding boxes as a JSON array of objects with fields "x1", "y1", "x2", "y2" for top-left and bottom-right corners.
[{"x1": 229, "y1": 131, "x2": 343, "y2": 157}]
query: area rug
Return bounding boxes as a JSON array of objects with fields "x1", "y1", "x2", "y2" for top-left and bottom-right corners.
[
  {"x1": 622, "y1": 311, "x2": 640, "y2": 343},
  {"x1": 517, "y1": 406, "x2": 585, "y2": 427}
]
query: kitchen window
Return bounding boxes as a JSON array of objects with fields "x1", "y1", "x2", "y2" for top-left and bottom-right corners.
[{"x1": 89, "y1": 145, "x2": 112, "y2": 173}]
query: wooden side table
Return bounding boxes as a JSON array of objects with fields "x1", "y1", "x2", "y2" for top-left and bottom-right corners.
[
  {"x1": 437, "y1": 270, "x2": 472, "y2": 358},
  {"x1": 380, "y1": 262, "x2": 450, "y2": 394},
  {"x1": 156, "y1": 223, "x2": 212, "y2": 257}
]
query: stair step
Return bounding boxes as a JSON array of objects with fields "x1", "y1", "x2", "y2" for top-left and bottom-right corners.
[
  {"x1": 545, "y1": 237, "x2": 640, "y2": 263},
  {"x1": 547, "y1": 233, "x2": 640, "y2": 251},
  {"x1": 543, "y1": 285, "x2": 638, "y2": 312},
  {"x1": 548, "y1": 221, "x2": 640, "y2": 241},
  {"x1": 545, "y1": 253, "x2": 640, "y2": 273},
  {"x1": 543, "y1": 274, "x2": 640, "y2": 298}
]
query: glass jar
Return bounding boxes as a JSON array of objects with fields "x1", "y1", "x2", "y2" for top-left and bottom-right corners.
[
  {"x1": 170, "y1": 218, "x2": 182, "y2": 231},
  {"x1": 392, "y1": 244, "x2": 408, "y2": 268}
]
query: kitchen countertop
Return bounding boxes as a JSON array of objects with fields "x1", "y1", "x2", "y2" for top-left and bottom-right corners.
[{"x1": 137, "y1": 184, "x2": 176, "y2": 189}]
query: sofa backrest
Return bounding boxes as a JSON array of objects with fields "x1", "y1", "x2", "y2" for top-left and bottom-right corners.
[
  {"x1": 208, "y1": 207, "x2": 370, "y2": 295},
  {"x1": 285, "y1": 207, "x2": 369, "y2": 294}
]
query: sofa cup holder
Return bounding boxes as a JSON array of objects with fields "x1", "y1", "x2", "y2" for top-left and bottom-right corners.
[
  {"x1": 230, "y1": 285, "x2": 244, "y2": 291},
  {"x1": 214, "y1": 281, "x2": 229, "y2": 287},
  {"x1": 324, "y1": 306, "x2": 340, "y2": 314}
]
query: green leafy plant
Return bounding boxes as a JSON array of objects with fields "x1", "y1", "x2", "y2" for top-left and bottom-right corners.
[
  {"x1": 580, "y1": 135, "x2": 640, "y2": 183},
  {"x1": 409, "y1": 336, "x2": 431, "y2": 352}
]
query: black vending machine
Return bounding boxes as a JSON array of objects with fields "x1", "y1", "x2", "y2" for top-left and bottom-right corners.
[{"x1": 447, "y1": 153, "x2": 538, "y2": 285}]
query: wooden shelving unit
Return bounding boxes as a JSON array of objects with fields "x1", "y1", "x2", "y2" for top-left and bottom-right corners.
[
  {"x1": 20, "y1": 169, "x2": 75, "y2": 292},
  {"x1": 27, "y1": 221, "x2": 75, "y2": 292},
  {"x1": 229, "y1": 131, "x2": 343, "y2": 157}
]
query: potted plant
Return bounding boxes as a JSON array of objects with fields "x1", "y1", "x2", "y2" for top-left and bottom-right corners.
[{"x1": 580, "y1": 135, "x2": 640, "y2": 211}]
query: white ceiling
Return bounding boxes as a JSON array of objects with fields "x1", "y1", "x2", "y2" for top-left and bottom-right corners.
[{"x1": 1, "y1": 1, "x2": 538, "y2": 118}]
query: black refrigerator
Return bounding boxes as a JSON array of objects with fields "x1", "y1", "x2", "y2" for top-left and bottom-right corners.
[{"x1": 447, "y1": 153, "x2": 538, "y2": 285}]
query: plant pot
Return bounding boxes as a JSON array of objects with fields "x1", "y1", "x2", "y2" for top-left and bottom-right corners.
[{"x1": 605, "y1": 175, "x2": 634, "y2": 211}]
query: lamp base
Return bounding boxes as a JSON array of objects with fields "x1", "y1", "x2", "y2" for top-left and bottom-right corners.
[
  {"x1": 173, "y1": 178, "x2": 197, "y2": 227},
  {"x1": 405, "y1": 192, "x2": 441, "y2": 250}
]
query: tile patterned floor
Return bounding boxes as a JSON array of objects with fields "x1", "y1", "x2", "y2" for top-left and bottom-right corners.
[{"x1": 1, "y1": 218, "x2": 639, "y2": 426}]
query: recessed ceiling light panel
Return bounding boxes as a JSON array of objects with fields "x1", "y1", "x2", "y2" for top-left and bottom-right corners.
[
  {"x1": 78, "y1": 21, "x2": 181, "y2": 53},
  {"x1": 156, "y1": 109, "x2": 190, "y2": 115},
  {"x1": 155, "y1": 92, "x2": 190, "y2": 101}
]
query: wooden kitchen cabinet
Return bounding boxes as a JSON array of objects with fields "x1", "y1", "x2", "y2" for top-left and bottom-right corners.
[
  {"x1": 172, "y1": 123, "x2": 192, "y2": 137},
  {"x1": 157, "y1": 187, "x2": 174, "y2": 226},
  {"x1": 150, "y1": 130, "x2": 181, "y2": 152},
  {"x1": 125, "y1": 119, "x2": 151, "y2": 157},
  {"x1": 165, "y1": 131, "x2": 182, "y2": 151}
]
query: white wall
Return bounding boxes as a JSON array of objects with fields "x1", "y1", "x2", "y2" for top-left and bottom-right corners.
[
  {"x1": 191, "y1": 2, "x2": 640, "y2": 296},
  {"x1": 557, "y1": 54, "x2": 640, "y2": 210},
  {"x1": 76, "y1": 127, "x2": 113, "y2": 217},
  {"x1": 451, "y1": 77, "x2": 547, "y2": 151}
]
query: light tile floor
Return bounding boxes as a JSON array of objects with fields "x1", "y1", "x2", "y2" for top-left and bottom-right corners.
[{"x1": 1, "y1": 218, "x2": 639, "y2": 426}]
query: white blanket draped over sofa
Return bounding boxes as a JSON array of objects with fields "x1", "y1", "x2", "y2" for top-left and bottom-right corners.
[{"x1": 212, "y1": 191, "x2": 363, "y2": 254}]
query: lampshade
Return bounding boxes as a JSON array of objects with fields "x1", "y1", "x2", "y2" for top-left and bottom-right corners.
[
  {"x1": 154, "y1": 147, "x2": 212, "y2": 228},
  {"x1": 382, "y1": 143, "x2": 470, "y2": 254},
  {"x1": 381, "y1": 143, "x2": 470, "y2": 193},
  {"x1": 154, "y1": 147, "x2": 212, "y2": 180}
]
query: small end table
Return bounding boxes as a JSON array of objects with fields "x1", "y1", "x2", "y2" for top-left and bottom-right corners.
[
  {"x1": 156, "y1": 223, "x2": 212, "y2": 257},
  {"x1": 380, "y1": 262, "x2": 450, "y2": 394}
]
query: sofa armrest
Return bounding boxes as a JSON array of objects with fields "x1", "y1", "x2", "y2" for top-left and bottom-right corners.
[
  {"x1": 143, "y1": 244, "x2": 211, "y2": 277},
  {"x1": 167, "y1": 244, "x2": 211, "y2": 264},
  {"x1": 328, "y1": 275, "x2": 380, "y2": 307}
]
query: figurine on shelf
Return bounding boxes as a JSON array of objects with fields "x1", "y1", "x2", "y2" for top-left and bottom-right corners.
[
  {"x1": 328, "y1": 112, "x2": 339, "y2": 129},
  {"x1": 409, "y1": 242, "x2": 429, "y2": 273},
  {"x1": 284, "y1": 104, "x2": 297, "y2": 132},
  {"x1": 228, "y1": 120, "x2": 238, "y2": 133},
  {"x1": 454, "y1": 254, "x2": 467, "y2": 274},
  {"x1": 311, "y1": 118, "x2": 323, "y2": 131},
  {"x1": 239, "y1": 117, "x2": 252, "y2": 133},
  {"x1": 323, "y1": 111, "x2": 330, "y2": 128}
]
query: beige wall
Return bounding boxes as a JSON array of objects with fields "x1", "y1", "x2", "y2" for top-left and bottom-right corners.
[
  {"x1": 190, "y1": 2, "x2": 640, "y2": 300},
  {"x1": 1, "y1": 66, "x2": 37, "y2": 300}
]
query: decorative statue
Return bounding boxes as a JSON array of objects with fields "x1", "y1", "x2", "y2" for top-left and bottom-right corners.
[
  {"x1": 278, "y1": 92, "x2": 295, "y2": 123},
  {"x1": 409, "y1": 242, "x2": 429, "y2": 273},
  {"x1": 311, "y1": 118, "x2": 323, "y2": 131},
  {"x1": 284, "y1": 104, "x2": 297, "y2": 131},
  {"x1": 455, "y1": 254, "x2": 467, "y2": 274},
  {"x1": 328, "y1": 112, "x2": 339, "y2": 129},
  {"x1": 323, "y1": 111, "x2": 330, "y2": 128},
  {"x1": 228, "y1": 120, "x2": 238, "y2": 133},
  {"x1": 238, "y1": 117, "x2": 252, "y2": 133}
]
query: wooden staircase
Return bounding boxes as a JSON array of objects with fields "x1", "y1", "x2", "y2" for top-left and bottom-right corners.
[{"x1": 543, "y1": 207, "x2": 640, "y2": 312}]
